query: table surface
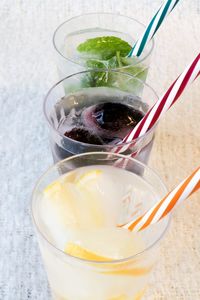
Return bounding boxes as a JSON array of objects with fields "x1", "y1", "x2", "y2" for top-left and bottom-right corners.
[{"x1": 0, "y1": 1, "x2": 200, "y2": 299}]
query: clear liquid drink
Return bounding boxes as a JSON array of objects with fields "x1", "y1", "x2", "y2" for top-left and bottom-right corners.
[
  {"x1": 32, "y1": 153, "x2": 170, "y2": 300},
  {"x1": 53, "y1": 13, "x2": 154, "y2": 79}
]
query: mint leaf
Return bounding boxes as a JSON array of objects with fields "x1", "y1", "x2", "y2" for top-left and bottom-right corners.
[
  {"x1": 81, "y1": 55, "x2": 148, "y2": 92},
  {"x1": 82, "y1": 59, "x2": 112, "y2": 87},
  {"x1": 120, "y1": 57, "x2": 148, "y2": 82},
  {"x1": 77, "y1": 36, "x2": 148, "y2": 92},
  {"x1": 86, "y1": 59, "x2": 108, "y2": 69},
  {"x1": 77, "y1": 36, "x2": 132, "y2": 60}
]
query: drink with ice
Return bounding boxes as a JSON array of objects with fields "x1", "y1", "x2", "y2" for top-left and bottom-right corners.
[
  {"x1": 44, "y1": 71, "x2": 158, "y2": 163},
  {"x1": 32, "y1": 153, "x2": 170, "y2": 300},
  {"x1": 53, "y1": 13, "x2": 154, "y2": 79}
]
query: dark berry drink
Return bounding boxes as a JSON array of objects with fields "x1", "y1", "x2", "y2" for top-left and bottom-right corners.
[
  {"x1": 64, "y1": 102, "x2": 143, "y2": 144},
  {"x1": 49, "y1": 88, "x2": 154, "y2": 164}
]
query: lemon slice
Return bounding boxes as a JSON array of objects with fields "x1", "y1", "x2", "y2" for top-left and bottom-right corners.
[
  {"x1": 75, "y1": 169, "x2": 102, "y2": 186},
  {"x1": 65, "y1": 242, "x2": 112, "y2": 261},
  {"x1": 74, "y1": 169, "x2": 105, "y2": 227},
  {"x1": 44, "y1": 181, "x2": 62, "y2": 194},
  {"x1": 43, "y1": 169, "x2": 105, "y2": 229},
  {"x1": 65, "y1": 242, "x2": 152, "y2": 277},
  {"x1": 43, "y1": 181, "x2": 78, "y2": 226}
]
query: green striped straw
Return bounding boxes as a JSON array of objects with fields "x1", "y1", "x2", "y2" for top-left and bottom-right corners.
[{"x1": 128, "y1": 0, "x2": 180, "y2": 57}]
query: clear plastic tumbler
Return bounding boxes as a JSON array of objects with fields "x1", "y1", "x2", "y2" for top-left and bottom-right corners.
[
  {"x1": 43, "y1": 70, "x2": 158, "y2": 164},
  {"x1": 32, "y1": 152, "x2": 170, "y2": 300},
  {"x1": 53, "y1": 13, "x2": 154, "y2": 79}
]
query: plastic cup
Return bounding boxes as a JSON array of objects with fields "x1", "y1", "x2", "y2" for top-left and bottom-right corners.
[
  {"x1": 31, "y1": 152, "x2": 170, "y2": 300},
  {"x1": 43, "y1": 70, "x2": 158, "y2": 165},
  {"x1": 53, "y1": 13, "x2": 154, "y2": 79}
]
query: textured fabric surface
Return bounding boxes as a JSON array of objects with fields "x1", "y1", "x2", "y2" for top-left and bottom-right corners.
[{"x1": 0, "y1": 1, "x2": 200, "y2": 299}]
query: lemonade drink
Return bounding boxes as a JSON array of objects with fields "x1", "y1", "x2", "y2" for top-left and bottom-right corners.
[{"x1": 32, "y1": 153, "x2": 170, "y2": 300}]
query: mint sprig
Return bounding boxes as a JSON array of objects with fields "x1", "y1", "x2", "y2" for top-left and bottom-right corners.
[
  {"x1": 76, "y1": 36, "x2": 148, "y2": 91},
  {"x1": 77, "y1": 36, "x2": 131, "y2": 60}
]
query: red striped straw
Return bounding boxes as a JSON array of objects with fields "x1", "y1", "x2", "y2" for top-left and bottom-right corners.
[
  {"x1": 116, "y1": 53, "x2": 200, "y2": 154},
  {"x1": 120, "y1": 166, "x2": 200, "y2": 232}
]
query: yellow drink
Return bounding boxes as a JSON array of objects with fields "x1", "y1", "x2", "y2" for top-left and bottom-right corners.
[{"x1": 32, "y1": 154, "x2": 169, "y2": 299}]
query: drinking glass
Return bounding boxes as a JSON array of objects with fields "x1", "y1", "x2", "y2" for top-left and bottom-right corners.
[
  {"x1": 53, "y1": 13, "x2": 154, "y2": 79},
  {"x1": 43, "y1": 70, "x2": 158, "y2": 164},
  {"x1": 32, "y1": 152, "x2": 170, "y2": 300}
]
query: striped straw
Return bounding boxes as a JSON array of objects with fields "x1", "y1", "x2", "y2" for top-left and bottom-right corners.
[
  {"x1": 120, "y1": 166, "x2": 200, "y2": 232},
  {"x1": 116, "y1": 53, "x2": 200, "y2": 155},
  {"x1": 128, "y1": 0, "x2": 180, "y2": 57}
]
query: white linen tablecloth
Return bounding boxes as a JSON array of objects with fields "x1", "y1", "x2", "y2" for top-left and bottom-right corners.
[{"x1": 0, "y1": 0, "x2": 200, "y2": 299}]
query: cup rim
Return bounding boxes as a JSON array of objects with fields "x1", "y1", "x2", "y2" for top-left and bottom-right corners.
[
  {"x1": 31, "y1": 152, "x2": 171, "y2": 266},
  {"x1": 52, "y1": 12, "x2": 155, "y2": 68},
  {"x1": 43, "y1": 69, "x2": 159, "y2": 148}
]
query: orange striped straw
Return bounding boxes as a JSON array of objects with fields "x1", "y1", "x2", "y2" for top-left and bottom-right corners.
[{"x1": 120, "y1": 166, "x2": 200, "y2": 232}]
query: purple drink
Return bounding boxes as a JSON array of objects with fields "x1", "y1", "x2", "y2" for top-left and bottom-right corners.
[
  {"x1": 62, "y1": 102, "x2": 144, "y2": 145},
  {"x1": 44, "y1": 71, "x2": 158, "y2": 166},
  {"x1": 49, "y1": 88, "x2": 153, "y2": 164}
]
